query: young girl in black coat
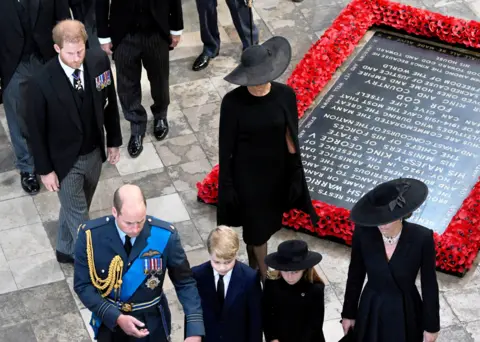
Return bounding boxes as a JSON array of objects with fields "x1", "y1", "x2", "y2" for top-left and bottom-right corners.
[{"x1": 263, "y1": 240, "x2": 326, "y2": 342}]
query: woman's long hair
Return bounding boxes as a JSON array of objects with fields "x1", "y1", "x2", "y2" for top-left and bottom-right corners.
[{"x1": 267, "y1": 267, "x2": 324, "y2": 284}]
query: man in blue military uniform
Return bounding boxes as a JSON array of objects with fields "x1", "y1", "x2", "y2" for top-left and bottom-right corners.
[{"x1": 74, "y1": 184, "x2": 204, "y2": 341}]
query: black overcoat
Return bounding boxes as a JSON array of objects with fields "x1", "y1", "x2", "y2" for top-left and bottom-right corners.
[{"x1": 342, "y1": 222, "x2": 440, "y2": 342}]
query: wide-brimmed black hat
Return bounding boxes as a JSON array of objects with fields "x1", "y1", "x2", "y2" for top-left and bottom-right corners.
[
  {"x1": 224, "y1": 36, "x2": 292, "y2": 86},
  {"x1": 350, "y1": 178, "x2": 428, "y2": 227},
  {"x1": 265, "y1": 240, "x2": 322, "y2": 271}
]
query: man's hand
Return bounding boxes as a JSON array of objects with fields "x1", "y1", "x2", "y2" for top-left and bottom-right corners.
[
  {"x1": 101, "y1": 42, "x2": 113, "y2": 55},
  {"x1": 424, "y1": 331, "x2": 439, "y2": 342},
  {"x1": 116, "y1": 315, "x2": 149, "y2": 338},
  {"x1": 107, "y1": 147, "x2": 120, "y2": 165},
  {"x1": 170, "y1": 34, "x2": 181, "y2": 48},
  {"x1": 341, "y1": 319, "x2": 355, "y2": 335},
  {"x1": 184, "y1": 337, "x2": 202, "y2": 342},
  {"x1": 41, "y1": 171, "x2": 60, "y2": 192}
]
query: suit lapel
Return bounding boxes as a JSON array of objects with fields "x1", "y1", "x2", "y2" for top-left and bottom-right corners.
[
  {"x1": 103, "y1": 221, "x2": 128, "y2": 263},
  {"x1": 128, "y1": 223, "x2": 151, "y2": 264},
  {"x1": 203, "y1": 263, "x2": 222, "y2": 314},
  {"x1": 84, "y1": 52, "x2": 103, "y2": 130},
  {"x1": 29, "y1": 0, "x2": 39, "y2": 29},
  {"x1": 389, "y1": 223, "x2": 412, "y2": 269},
  {"x1": 49, "y1": 59, "x2": 83, "y2": 132},
  {"x1": 222, "y1": 262, "x2": 243, "y2": 315}
]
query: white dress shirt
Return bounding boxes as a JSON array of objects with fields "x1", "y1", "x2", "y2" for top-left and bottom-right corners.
[
  {"x1": 98, "y1": 29, "x2": 183, "y2": 45},
  {"x1": 58, "y1": 56, "x2": 84, "y2": 87},
  {"x1": 115, "y1": 221, "x2": 137, "y2": 246},
  {"x1": 214, "y1": 268, "x2": 233, "y2": 298}
]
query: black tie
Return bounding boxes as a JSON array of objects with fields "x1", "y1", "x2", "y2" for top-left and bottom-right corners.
[
  {"x1": 73, "y1": 69, "x2": 84, "y2": 96},
  {"x1": 217, "y1": 275, "x2": 225, "y2": 308},
  {"x1": 124, "y1": 235, "x2": 132, "y2": 256}
]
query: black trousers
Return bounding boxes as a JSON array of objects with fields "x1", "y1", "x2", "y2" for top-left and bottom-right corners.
[{"x1": 114, "y1": 32, "x2": 170, "y2": 136}]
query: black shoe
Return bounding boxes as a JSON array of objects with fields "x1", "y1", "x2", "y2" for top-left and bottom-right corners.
[
  {"x1": 56, "y1": 251, "x2": 74, "y2": 264},
  {"x1": 20, "y1": 172, "x2": 40, "y2": 195},
  {"x1": 128, "y1": 134, "x2": 144, "y2": 158},
  {"x1": 192, "y1": 52, "x2": 218, "y2": 71},
  {"x1": 153, "y1": 118, "x2": 169, "y2": 141}
]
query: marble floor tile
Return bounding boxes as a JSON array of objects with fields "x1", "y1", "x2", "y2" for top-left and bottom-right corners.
[
  {"x1": 0, "y1": 291, "x2": 29, "y2": 328},
  {"x1": 209, "y1": 76, "x2": 239, "y2": 98},
  {"x1": 90, "y1": 177, "x2": 125, "y2": 212},
  {"x1": 444, "y1": 287, "x2": 480, "y2": 322},
  {"x1": 143, "y1": 109, "x2": 195, "y2": 142},
  {"x1": 425, "y1": 1, "x2": 478, "y2": 20},
  {"x1": 192, "y1": 211, "x2": 217, "y2": 241},
  {"x1": 323, "y1": 318, "x2": 345, "y2": 342},
  {"x1": 224, "y1": 19, "x2": 273, "y2": 46},
  {"x1": 0, "y1": 196, "x2": 41, "y2": 232},
  {"x1": 66, "y1": 276, "x2": 85, "y2": 310},
  {"x1": 178, "y1": 189, "x2": 217, "y2": 219},
  {"x1": 167, "y1": 158, "x2": 212, "y2": 192},
  {"x1": 122, "y1": 168, "x2": 176, "y2": 199},
  {"x1": 299, "y1": 4, "x2": 343, "y2": 32},
  {"x1": 324, "y1": 285, "x2": 343, "y2": 320},
  {"x1": 1, "y1": 223, "x2": 52, "y2": 261},
  {"x1": 330, "y1": 281, "x2": 347, "y2": 304},
  {"x1": 79, "y1": 308, "x2": 95, "y2": 341},
  {"x1": 182, "y1": 102, "x2": 221, "y2": 133},
  {"x1": 437, "y1": 324, "x2": 475, "y2": 342},
  {"x1": 60, "y1": 262, "x2": 74, "y2": 278},
  {"x1": 205, "y1": 54, "x2": 241, "y2": 79},
  {"x1": 0, "y1": 321, "x2": 37, "y2": 342},
  {"x1": 19, "y1": 280, "x2": 77, "y2": 321},
  {"x1": 194, "y1": 129, "x2": 219, "y2": 164},
  {"x1": 0, "y1": 170, "x2": 26, "y2": 202},
  {"x1": 8, "y1": 251, "x2": 64, "y2": 290},
  {"x1": 119, "y1": 116, "x2": 152, "y2": 145},
  {"x1": 465, "y1": 320, "x2": 480, "y2": 342},
  {"x1": 185, "y1": 248, "x2": 211, "y2": 267},
  {"x1": 33, "y1": 191, "x2": 61, "y2": 222},
  {"x1": 173, "y1": 220, "x2": 205, "y2": 251},
  {"x1": 99, "y1": 162, "x2": 120, "y2": 181},
  {"x1": 170, "y1": 79, "x2": 221, "y2": 109},
  {"x1": 170, "y1": 57, "x2": 210, "y2": 85},
  {"x1": 440, "y1": 292, "x2": 461, "y2": 328},
  {"x1": 31, "y1": 312, "x2": 92, "y2": 342},
  {"x1": 0, "y1": 250, "x2": 17, "y2": 295},
  {"x1": 116, "y1": 143, "x2": 163, "y2": 176},
  {"x1": 255, "y1": 0, "x2": 299, "y2": 21},
  {"x1": 0, "y1": 147, "x2": 15, "y2": 173},
  {"x1": 42, "y1": 220, "x2": 59, "y2": 251},
  {"x1": 154, "y1": 134, "x2": 207, "y2": 166},
  {"x1": 146, "y1": 193, "x2": 191, "y2": 223}
]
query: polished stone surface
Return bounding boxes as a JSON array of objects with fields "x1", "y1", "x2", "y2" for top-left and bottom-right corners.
[{"x1": 0, "y1": 0, "x2": 479, "y2": 340}]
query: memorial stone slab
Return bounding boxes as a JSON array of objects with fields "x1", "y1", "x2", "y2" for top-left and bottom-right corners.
[{"x1": 299, "y1": 31, "x2": 480, "y2": 233}]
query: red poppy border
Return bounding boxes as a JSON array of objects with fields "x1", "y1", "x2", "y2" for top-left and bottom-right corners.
[{"x1": 197, "y1": 0, "x2": 480, "y2": 276}]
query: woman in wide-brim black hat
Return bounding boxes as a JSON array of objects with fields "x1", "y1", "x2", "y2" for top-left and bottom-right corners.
[
  {"x1": 341, "y1": 178, "x2": 440, "y2": 342},
  {"x1": 263, "y1": 240, "x2": 326, "y2": 342},
  {"x1": 217, "y1": 36, "x2": 318, "y2": 281}
]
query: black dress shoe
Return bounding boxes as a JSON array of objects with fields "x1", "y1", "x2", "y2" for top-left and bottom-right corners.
[
  {"x1": 20, "y1": 172, "x2": 40, "y2": 195},
  {"x1": 153, "y1": 118, "x2": 169, "y2": 141},
  {"x1": 192, "y1": 52, "x2": 218, "y2": 71},
  {"x1": 56, "y1": 251, "x2": 74, "y2": 264},
  {"x1": 128, "y1": 134, "x2": 144, "y2": 158}
]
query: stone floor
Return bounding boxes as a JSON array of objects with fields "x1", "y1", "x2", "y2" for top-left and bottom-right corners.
[{"x1": 1, "y1": 0, "x2": 480, "y2": 341}]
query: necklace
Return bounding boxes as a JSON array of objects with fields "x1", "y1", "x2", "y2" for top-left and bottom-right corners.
[{"x1": 382, "y1": 229, "x2": 402, "y2": 245}]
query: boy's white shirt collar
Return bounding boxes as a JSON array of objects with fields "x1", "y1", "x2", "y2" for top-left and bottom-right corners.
[{"x1": 213, "y1": 268, "x2": 233, "y2": 297}]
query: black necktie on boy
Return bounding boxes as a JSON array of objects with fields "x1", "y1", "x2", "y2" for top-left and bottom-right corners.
[{"x1": 217, "y1": 274, "x2": 225, "y2": 308}]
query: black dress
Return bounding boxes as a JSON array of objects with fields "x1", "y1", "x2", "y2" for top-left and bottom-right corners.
[
  {"x1": 263, "y1": 277, "x2": 326, "y2": 342},
  {"x1": 341, "y1": 222, "x2": 440, "y2": 342},
  {"x1": 217, "y1": 82, "x2": 318, "y2": 245}
]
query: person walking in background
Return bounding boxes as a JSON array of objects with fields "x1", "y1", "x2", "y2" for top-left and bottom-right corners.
[
  {"x1": 217, "y1": 36, "x2": 318, "y2": 281},
  {"x1": 0, "y1": 0, "x2": 71, "y2": 195},
  {"x1": 192, "y1": 0, "x2": 259, "y2": 71},
  {"x1": 25, "y1": 20, "x2": 122, "y2": 264},
  {"x1": 341, "y1": 178, "x2": 440, "y2": 342},
  {"x1": 263, "y1": 240, "x2": 326, "y2": 342},
  {"x1": 96, "y1": 0, "x2": 182, "y2": 157},
  {"x1": 191, "y1": 226, "x2": 263, "y2": 342}
]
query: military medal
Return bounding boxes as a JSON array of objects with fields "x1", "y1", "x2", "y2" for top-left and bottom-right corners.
[
  {"x1": 105, "y1": 70, "x2": 112, "y2": 85},
  {"x1": 144, "y1": 255, "x2": 163, "y2": 290}
]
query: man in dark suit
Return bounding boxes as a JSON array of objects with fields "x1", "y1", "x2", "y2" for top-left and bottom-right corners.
[
  {"x1": 96, "y1": 0, "x2": 183, "y2": 158},
  {"x1": 25, "y1": 19, "x2": 122, "y2": 263},
  {"x1": 69, "y1": 0, "x2": 100, "y2": 49},
  {"x1": 192, "y1": 226, "x2": 263, "y2": 342},
  {"x1": 0, "y1": 0, "x2": 71, "y2": 194}
]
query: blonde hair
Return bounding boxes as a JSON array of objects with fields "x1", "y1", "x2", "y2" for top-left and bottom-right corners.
[
  {"x1": 207, "y1": 226, "x2": 240, "y2": 260},
  {"x1": 267, "y1": 267, "x2": 324, "y2": 284},
  {"x1": 52, "y1": 19, "x2": 88, "y2": 47}
]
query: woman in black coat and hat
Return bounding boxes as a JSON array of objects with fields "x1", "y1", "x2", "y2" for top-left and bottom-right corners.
[
  {"x1": 217, "y1": 36, "x2": 318, "y2": 281},
  {"x1": 263, "y1": 240, "x2": 326, "y2": 342},
  {"x1": 341, "y1": 178, "x2": 440, "y2": 342}
]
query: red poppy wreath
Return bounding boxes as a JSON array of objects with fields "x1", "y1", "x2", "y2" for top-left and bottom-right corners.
[{"x1": 197, "y1": 0, "x2": 480, "y2": 276}]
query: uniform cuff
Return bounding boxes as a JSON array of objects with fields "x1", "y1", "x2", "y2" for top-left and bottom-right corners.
[
  {"x1": 185, "y1": 315, "x2": 205, "y2": 337},
  {"x1": 102, "y1": 304, "x2": 122, "y2": 330},
  {"x1": 170, "y1": 30, "x2": 183, "y2": 36},
  {"x1": 98, "y1": 37, "x2": 112, "y2": 45}
]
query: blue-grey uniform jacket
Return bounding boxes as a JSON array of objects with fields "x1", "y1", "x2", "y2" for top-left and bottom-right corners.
[{"x1": 73, "y1": 215, "x2": 205, "y2": 340}]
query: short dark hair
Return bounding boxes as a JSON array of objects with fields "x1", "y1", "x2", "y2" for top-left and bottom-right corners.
[{"x1": 113, "y1": 186, "x2": 146, "y2": 214}]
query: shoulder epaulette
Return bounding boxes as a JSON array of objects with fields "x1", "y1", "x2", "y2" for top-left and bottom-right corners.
[
  {"x1": 83, "y1": 215, "x2": 115, "y2": 231},
  {"x1": 147, "y1": 216, "x2": 175, "y2": 232}
]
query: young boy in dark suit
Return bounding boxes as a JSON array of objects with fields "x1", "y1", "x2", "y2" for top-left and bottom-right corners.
[{"x1": 191, "y1": 226, "x2": 263, "y2": 342}]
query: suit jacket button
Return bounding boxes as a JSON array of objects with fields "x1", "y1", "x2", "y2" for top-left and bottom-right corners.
[{"x1": 128, "y1": 262, "x2": 131, "y2": 266}]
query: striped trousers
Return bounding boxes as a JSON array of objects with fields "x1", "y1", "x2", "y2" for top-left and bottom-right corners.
[
  {"x1": 114, "y1": 32, "x2": 170, "y2": 136},
  {"x1": 56, "y1": 148, "x2": 102, "y2": 256}
]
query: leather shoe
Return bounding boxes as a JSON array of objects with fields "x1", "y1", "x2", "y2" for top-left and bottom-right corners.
[
  {"x1": 56, "y1": 251, "x2": 74, "y2": 264},
  {"x1": 128, "y1": 134, "x2": 144, "y2": 158},
  {"x1": 192, "y1": 52, "x2": 218, "y2": 71},
  {"x1": 153, "y1": 118, "x2": 169, "y2": 141},
  {"x1": 20, "y1": 172, "x2": 40, "y2": 195}
]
